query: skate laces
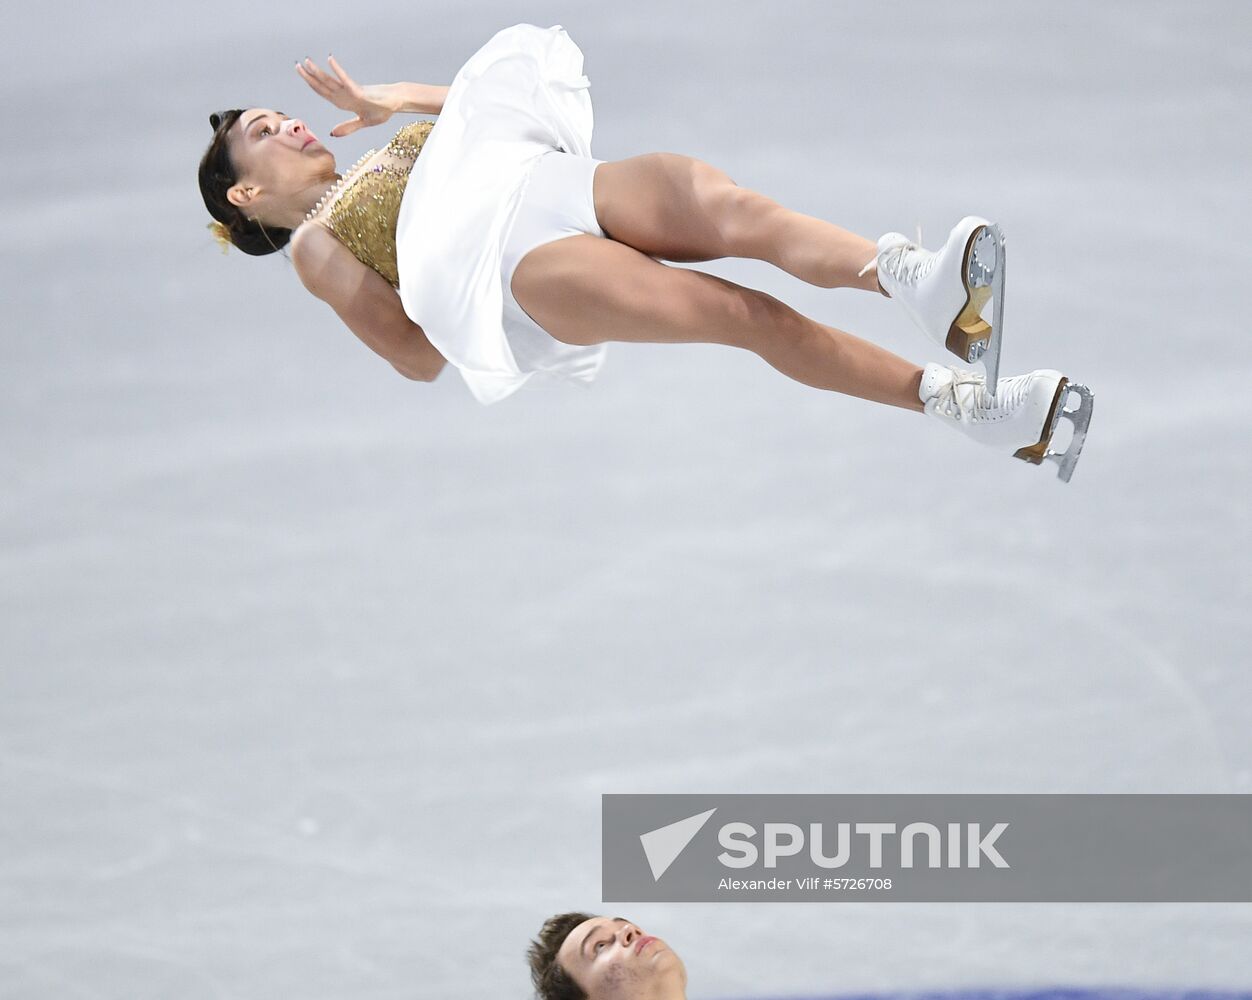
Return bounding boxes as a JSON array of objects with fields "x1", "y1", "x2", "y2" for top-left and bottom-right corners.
[
  {"x1": 930, "y1": 368, "x2": 984, "y2": 421},
  {"x1": 932, "y1": 368, "x2": 1033, "y2": 422},
  {"x1": 857, "y1": 224, "x2": 929, "y2": 283}
]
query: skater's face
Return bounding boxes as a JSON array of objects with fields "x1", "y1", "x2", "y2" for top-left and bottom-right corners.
[
  {"x1": 224, "y1": 107, "x2": 333, "y2": 222},
  {"x1": 556, "y1": 916, "x2": 686, "y2": 1000}
]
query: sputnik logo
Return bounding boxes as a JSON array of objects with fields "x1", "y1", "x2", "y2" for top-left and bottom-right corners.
[{"x1": 640, "y1": 808, "x2": 718, "y2": 881}]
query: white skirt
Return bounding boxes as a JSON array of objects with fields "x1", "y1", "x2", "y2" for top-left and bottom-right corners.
[{"x1": 394, "y1": 23, "x2": 610, "y2": 406}]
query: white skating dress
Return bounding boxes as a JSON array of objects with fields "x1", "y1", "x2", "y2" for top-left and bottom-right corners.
[{"x1": 394, "y1": 23, "x2": 609, "y2": 405}]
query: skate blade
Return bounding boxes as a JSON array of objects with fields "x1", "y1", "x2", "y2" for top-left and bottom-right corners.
[
  {"x1": 948, "y1": 223, "x2": 1005, "y2": 395},
  {"x1": 1045, "y1": 382, "x2": 1094, "y2": 482},
  {"x1": 1012, "y1": 379, "x2": 1094, "y2": 483}
]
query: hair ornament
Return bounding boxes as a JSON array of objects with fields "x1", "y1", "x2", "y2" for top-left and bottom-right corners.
[{"x1": 207, "y1": 219, "x2": 233, "y2": 254}]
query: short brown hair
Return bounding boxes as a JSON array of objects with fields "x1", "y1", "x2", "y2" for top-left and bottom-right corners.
[{"x1": 528, "y1": 911, "x2": 595, "y2": 1000}]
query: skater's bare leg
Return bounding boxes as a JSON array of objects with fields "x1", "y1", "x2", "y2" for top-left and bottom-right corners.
[
  {"x1": 511, "y1": 234, "x2": 923, "y2": 411},
  {"x1": 593, "y1": 153, "x2": 885, "y2": 294}
]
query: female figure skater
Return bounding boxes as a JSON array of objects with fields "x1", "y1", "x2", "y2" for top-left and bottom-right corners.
[{"x1": 198, "y1": 23, "x2": 1092, "y2": 480}]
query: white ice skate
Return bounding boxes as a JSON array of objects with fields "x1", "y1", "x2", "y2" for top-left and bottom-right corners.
[
  {"x1": 919, "y1": 362, "x2": 1094, "y2": 482},
  {"x1": 862, "y1": 217, "x2": 1007, "y2": 393}
]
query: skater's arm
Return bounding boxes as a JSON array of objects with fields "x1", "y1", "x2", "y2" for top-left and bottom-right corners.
[
  {"x1": 381, "y1": 82, "x2": 449, "y2": 116},
  {"x1": 290, "y1": 225, "x2": 447, "y2": 382},
  {"x1": 296, "y1": 58, "x2": 445, "y2": 135}
]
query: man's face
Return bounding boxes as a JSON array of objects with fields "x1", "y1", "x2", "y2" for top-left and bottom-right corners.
[{"x1": 556, "y1": 915, "x2": 687, "y2": 1000}]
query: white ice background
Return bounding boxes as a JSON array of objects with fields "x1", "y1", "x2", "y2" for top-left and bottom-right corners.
[{"x1": 2, "y1": 1, "x2": 1250, "y2": 997}]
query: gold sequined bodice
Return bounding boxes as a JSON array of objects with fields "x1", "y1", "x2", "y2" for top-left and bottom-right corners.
[{"x1": 313, "y1": 119, "x2": 436, "y2": 289}]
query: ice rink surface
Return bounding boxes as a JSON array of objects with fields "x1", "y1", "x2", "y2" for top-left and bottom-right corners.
[{"x1": 3, "y1": 0, "x2": 1251, "y2": 996}]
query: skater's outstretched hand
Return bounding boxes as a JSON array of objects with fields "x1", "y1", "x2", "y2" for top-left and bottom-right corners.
[{"x1": 295, "y1": 55, "x2": 396, "y2": 137}]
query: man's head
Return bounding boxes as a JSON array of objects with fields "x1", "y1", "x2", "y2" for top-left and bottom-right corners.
[{"x1": 528, "y1": 912, "x2": 687, "y2": 1000}]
